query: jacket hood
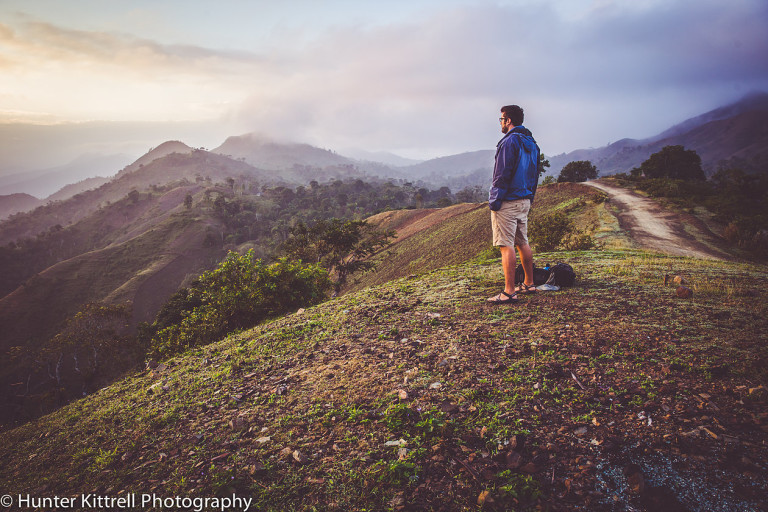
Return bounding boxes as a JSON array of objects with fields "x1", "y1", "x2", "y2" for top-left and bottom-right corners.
[{"x1": 510, "y1": 126, "x2": 537, "y2": 153}]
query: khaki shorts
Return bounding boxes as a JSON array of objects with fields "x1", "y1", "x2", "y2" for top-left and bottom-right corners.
[{"x1": 491, "y1": 199, "x2": 531, "y2": 247}]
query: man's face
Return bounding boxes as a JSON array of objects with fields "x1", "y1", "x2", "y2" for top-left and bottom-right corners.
[{"x1": 500, "y1": 115, "x2": 511, "y2": 134}]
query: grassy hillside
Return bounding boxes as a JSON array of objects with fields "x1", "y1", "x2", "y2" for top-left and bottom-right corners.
[
  {"x1": 351, "y1": 183, "x2": 615, "y2": 294},
  {"x1": 347, "y1": 203, "x2": 491, "y2": 293},
  {"x1": 0, "y1": 201, "x2": 225, "y2": 353},
  {"x1": 1, "y1": 249, "x2": 766, "y2": 511},
  {"x1": 1, "y1": 180, "x2": 767, "y2": 510}
]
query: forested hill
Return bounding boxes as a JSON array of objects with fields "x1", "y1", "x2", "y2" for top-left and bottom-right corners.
[{"x1": 0, "y1": 168, "x2": 464, "y2": 429}]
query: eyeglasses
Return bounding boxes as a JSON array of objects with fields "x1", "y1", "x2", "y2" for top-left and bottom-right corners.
[{"x1": 499, "y1": 117, "x2": 509, "y2": 124}]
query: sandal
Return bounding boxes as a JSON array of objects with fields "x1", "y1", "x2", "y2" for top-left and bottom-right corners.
[
  {"x1": 487, "y1": 291, "x2": 519, "y2": 304},
  {"x1": 515, "y1": 282, "x2": 537, "y2": 294}
]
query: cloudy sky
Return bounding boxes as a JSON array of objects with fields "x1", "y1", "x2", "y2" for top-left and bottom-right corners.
[{"x1": 1, "y1": 0, "x2": 767, "y2": 163}]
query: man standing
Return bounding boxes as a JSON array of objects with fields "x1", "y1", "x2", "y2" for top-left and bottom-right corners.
[{"x1": 487, "y1": 105, "x2": 540, "y2": 304}]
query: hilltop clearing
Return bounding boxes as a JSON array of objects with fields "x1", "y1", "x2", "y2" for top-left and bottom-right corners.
[{"x1": 1, "y1": 249, "x2": 766, "y2": 511}]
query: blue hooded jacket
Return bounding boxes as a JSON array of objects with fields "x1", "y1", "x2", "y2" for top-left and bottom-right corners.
[{"x1": 489, "y1": 126, "x2": 540, "y2": 211}]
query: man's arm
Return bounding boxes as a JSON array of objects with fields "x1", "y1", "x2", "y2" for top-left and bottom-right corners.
[{"x1": 489, "y1": 138, "x2": 515, "y2": 210}]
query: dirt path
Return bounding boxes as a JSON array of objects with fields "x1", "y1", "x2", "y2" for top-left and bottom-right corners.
[{"x1": 584, "y1": 180, "x2": 729, "y2": 260}]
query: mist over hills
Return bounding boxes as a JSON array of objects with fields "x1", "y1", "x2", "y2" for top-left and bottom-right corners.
[
  {"x1": 1, "y1": 91, "x2": 765, "y2": 221},
  {"x1": 548, "y1": 91, "x2": 768, "y2": 176},
  {"x1": 0, "y1": 152, "x2": 132, "y2": 199}
]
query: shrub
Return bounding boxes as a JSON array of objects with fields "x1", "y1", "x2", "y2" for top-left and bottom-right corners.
[
  {"x1": 529, "y1": 212, "x2": 574, "y2": 252},
  {"x1": 563, "y1": 231, "x2": 597, "y2": 251},
  {"x1": 149, "y1": 250, "x2": 330, "y2": 358}
]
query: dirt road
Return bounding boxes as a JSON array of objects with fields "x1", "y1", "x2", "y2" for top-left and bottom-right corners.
[{"x1": 584, "y1": 180, "x2": 729, "y2": 260}]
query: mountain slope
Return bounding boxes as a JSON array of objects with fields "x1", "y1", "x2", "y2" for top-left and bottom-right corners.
[
  {"x1": 1, "y1": 248, "x2": 765, "y2": 511},
  {"x1": 400, "y1": 150, "x2": 494, "y2": 179},
  {"x1": 352, "y1": 183, "x2": 613, "y2": 294},
  {"x1": 44, "y1": 176, "x2": 112, "y2": 203},
  {"x1": 0, "y1": 153, "x2": 132, "y2": 198},
  {"x1": 213, "y1": 133, "x2": 353, "y2": 171},
  {"x1": 0, "y1": 193, "x2": 39, "y2": 220},
  {"x1": 549, "y1": 91, "x2": 768, "y2": 176},
  {"x1": 0, "y1": 148, "x2": 271, "y2": 247},
  {"x1": 0, "y1": 194, "x2": 226, "y2": 354},
  {"x1": 1, "y1": 181, "x2": 766, "y2": 510},
  {"x1": 116, "y1": 140, "x2": 195, "y2": 177},
  {"x1": 345, "y1": 203, "x2": 491, "y2": 293}
]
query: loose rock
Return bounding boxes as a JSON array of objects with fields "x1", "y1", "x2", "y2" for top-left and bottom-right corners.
[{"x1": 292, "y1": 450, "x2": 307, "y2": 463}]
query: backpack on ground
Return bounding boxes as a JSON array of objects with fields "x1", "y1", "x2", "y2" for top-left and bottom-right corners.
[{"x1": 515, "y1": 262, "x2": 576, "y2": 288}]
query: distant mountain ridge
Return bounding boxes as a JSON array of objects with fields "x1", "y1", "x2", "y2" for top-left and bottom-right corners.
[
  {"x1": 549, "y1": 91, "x2": 768, "y2": 176},
  {"x1": 213, "y1": 133, "x2": 352, "y2": 170},
  {"x1": 0, "y1": 193, "x2": 39, "y2": 220},
  {"x1": 0, "y1": 153, "x2": 132, "y2": 198}
]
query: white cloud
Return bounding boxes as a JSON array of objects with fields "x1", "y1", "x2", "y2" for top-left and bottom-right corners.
[{"x1": 1, "y1": 0, "x2": 766, "y2": 159}]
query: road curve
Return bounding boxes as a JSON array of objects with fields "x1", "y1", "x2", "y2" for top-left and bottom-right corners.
[{"x1": 584, "y1": 180, "x2": 728, "y2": 260}]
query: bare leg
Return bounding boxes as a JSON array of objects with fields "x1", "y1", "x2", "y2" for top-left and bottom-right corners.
[
  {"x1": 500, "y1": 245, "x2": 517, "y2": 294},
  {"x1": 517, "y1": 243, "x2": 534, "y2": 286}
]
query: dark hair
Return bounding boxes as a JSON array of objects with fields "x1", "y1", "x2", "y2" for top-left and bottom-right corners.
[{"x1": 501, "y1": 105, "x2": 524, "y2": 126}]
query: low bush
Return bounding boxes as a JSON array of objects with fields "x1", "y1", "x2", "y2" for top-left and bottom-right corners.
[
  {"x1": 529, "y1": 211, "x2": 595, "y2": 252},
  {"x1": 147, "y1": 251, "x2": 330, "y2": 358}
]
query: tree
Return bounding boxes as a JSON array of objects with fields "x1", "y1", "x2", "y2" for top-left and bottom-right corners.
[
  {"x1": 456, "y1": 186, "x2": 484, "y2": 203},
  {"x1": 637, "y1": 145, "x2": 705, "y2": 181},
  {"x1": 281, "y1": 219, "x2": 395, "y2": 293},
  {"x1": 42, "y1": 303, "x2": 133, "y2": 388},
  {"x1": 538, "y1": 153, "x2": 550, "y2": 177},
  {"x1": 558, "y1": 161, "x2": 598, "y2": 183}
]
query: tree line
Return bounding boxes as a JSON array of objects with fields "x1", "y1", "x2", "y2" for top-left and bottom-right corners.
[{"x1": 548, "y1": 145, "x2": 767, "y2": 256}]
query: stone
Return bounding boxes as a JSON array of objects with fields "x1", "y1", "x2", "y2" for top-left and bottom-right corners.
[
  {"x1": 439, "y1": 401, "x2": 458, "y2": 413},
  {"x1": 292, "y1": 450, "x2": 307, "y2": 463},
  {"x1": 229, "y1": 415, "x2": 249, "y2": 432}
]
